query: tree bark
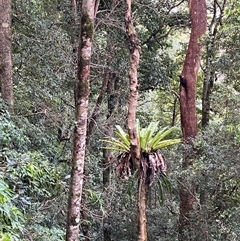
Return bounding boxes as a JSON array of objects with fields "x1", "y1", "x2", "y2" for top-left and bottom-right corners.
[
  {"x1": 178, "y1": 0, "x2": 207, "y2": 240},
  {"x1": 137, "y1": 179, "x2": 147, "y2": 241},
  {"x1": 125, "y1": 0, "x2": 141, "y2": 170},
  {"x1": 0, "y1": 0, "x2": 14, "y2": 112},
  {"x1": 65, "y1": 1, "x2": 95, "y2": 241},
  {"x1": 125, "y1": 1, "x2": 144, "y2": 240}
]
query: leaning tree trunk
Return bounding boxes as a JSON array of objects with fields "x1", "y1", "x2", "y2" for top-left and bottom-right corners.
[
  {"x1": 0, "y1": 0, "x2": 14, "y2": 112},
  {"x1": 178, "y1": 0, "x2": 207, "y2": 240},
  {"x1": 125, "y1": 1, "x2": 144, "y2": 240},
  {"x1": 65, "y1": 1, "x2": 95, "y2": 241}
]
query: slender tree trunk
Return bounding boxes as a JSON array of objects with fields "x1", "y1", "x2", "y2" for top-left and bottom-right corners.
[
  {"x1": 200, "y1": 2, "x2": 225, "y2": 239},
  {"x1": 104, "y1": 73, "x2": 117, "y2": 186},
  {"x1": 137, "y1": 179, "x2": 147, "y2": 241},
  {"x1": 80, "y1": 77, "x2": 109, "y2": 241},
  {"x1": 71, "y1": 0, "x2": 79, "y2": 77},
  {"x1": 201, "y1": 0, "x2": 226, "y2": 128},
  {"x1": 65, "y1": 1, "x2": 95, "y2": 241},
  {"x1": 125, "y1": 0, "x2": 141, "y2": 170},
  {"x1": 125, "y1": 1, "x2": 145, "y2": 240},
  {"x1": 86, "y1": 75, "x2": 108, "y2": 145},
  {"x1": 102, "y1": 146, "x2": 111, "y2": 241},
  {"x1": 171, "y1": 97, "x2": 178, "y2": 127},
  {"x1": 103, "y1": 71, "x2": 118, "y2": 241},
  {"x1": 178, "y1": 0, "x2": 207, "y2": 240},
  {"x1": 0, "y1": 0, "x2": 14, "y2": 112},
  {"x1": 202, "y1": 61, "x2": 214, "y2": 128}
]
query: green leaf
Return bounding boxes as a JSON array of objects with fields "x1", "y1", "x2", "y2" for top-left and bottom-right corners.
[
  {"x1": 115, "y1": 125, "x2": 130, "y2": 147},
  {"x1": 149, "y1": 126, "x2": 169, "y2": 148},
  {"x1": 161, "y1": 174, "x2": 172, "y2": 193},
  {"x1": 140, "y1": 129, "x2": 150, "y2": 151},
  {"x1": 139, "y1": 121, "x2": 159, "y2": 151},
  {"x1": 101, "y1": 138, "x2": 130, "y2": 152},
  {"x1": 157, "y1": 178, "x2": 164, "y2": 205},
  {"x1": 152, "y1": 138, "x2": 181, "y2": 151}
]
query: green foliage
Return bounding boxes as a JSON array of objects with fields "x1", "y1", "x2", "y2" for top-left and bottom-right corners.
[
  {"x1": 0, "y1": 179, "x2": 24, "y2": 241},
  {"x1": 5, "y1": 151, "x2": 66, "y2": 205},
  {"x1": 133, "y1": 0, "x2": 182, "y2": 91},
  {"x1": 102, "y1": 121, "x2": 181, "y2": 207},
  {"x1": 156, "y1": 173, "x2": 172, "y2": 206},
  {"x1": 4, "y1": 0, "x2": 240, "y2": 240},
  {"x1": 84, "y1": 189, "x2": 104, "y2": 213},
  {"x1": 103, "y1": 121, "x2": 181, "y2": 153},
  {"x1": 176, "y1": 121, "x2": 240, "y2": 240},
  {"x1": 25, "y1": 224, "x2": 65, "y2": 241},
  {"x1": 0, "y1": 111, "x2": 29, "y2": 151},
  {"x1": 13, "y1": 0, "x2": 74, "y2": 118}
]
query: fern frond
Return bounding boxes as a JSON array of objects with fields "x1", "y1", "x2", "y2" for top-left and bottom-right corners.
[
  {"x1": 152, "y1": 138, "x2": 181, "y2": 151},
  {"x1": 150, "y1": 126, "x2": 178, "y2": 148},
  {"x1": 101, "y1": 138, "x2": 130, "y2": 152},
  {"x1": 149, "y1": 126, "x2": 169, "y2": 148},
  {"x1": 115, "y1": 125, "x2": 130, "y2": 147}
]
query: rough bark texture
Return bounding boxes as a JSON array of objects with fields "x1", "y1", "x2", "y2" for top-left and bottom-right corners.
[
  {"x1": 179, "y1": 0, "x2": 207, "y2": 142},
  {"x1": 179, "y1": 0, "x2": 207, "y2": 240},
  {"x1": 0, "y1": 0, "x2": 14, "y2": 111},
  {"x1": 125, "y1": 0, "x2": 141, "y2": 170},
  {"x1": 125, "y1": 1, "x2": 144, "y2": 240},
  {"x1": 138, "y1": 180, "x2": 147, "y2": 241},
  {"x1": 65, "y1": 1, "x2": 95, "y2": 241}
]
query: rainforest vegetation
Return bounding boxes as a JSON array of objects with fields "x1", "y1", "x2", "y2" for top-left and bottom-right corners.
[{"x1": 0, "y1": 0, "x2": 239, "y2": 240}]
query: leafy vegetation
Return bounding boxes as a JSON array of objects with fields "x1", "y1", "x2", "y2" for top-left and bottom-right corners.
[
  {"x1": 103, "y1": 122, "x2": 180, "y2": 198},
  {"x1": 0, "y1": 0, "x2": 239, "y2": 240},
  {"x1": 0, "y1": 179, "x2": 24, "y2": 241}
]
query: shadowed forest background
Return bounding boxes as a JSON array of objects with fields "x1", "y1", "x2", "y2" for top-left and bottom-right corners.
[{"x1": 0, "y1": 0, "x2": 240, "y2": 240}]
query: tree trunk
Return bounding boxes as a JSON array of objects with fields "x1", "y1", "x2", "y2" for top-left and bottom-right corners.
[
  {"x1": 202, "y1": 61, "x2": 214, "y2": 128},
  {"x1": 65, "y1": 1, "x2": 95, "y2": 241},
  {"x1": 137, "y1": 179, "x2": 147, "y2": 241},
  {"x1": 178, "y1": 0, "x2": 207, "y2": 240},
  {"x1": 125, "y1": 1, "x2": 144, "y2": 240},
  {"x1": 103, "y1": 145, "x2": 111, "y2": 241},
  {"x1": 103, "y1": 71, "x2": 118, "y2": 241},
  {"x1": 201, "y1": 0, "x2": 226, "y2": 128},
  {"x1": 87, "y1": 75, "x2": 108, "y2": 145},
  {"x1": 0, "y1": 0, "x2": 14, "y2": 112},
  {"x1": 125, "y1": 0, "x2": 141, "y2": 170}
]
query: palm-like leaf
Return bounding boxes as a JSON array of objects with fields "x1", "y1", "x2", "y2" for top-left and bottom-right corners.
[
  {"x1": 102, "y1": 122, "x2": 181, "y2": 154},
  {"x1": 140, "y1": 121, "x2": 159, "y2": 152},
  {"x1": 151, "y1": 138, "x2": 181, "y2": 151},
  {"x1": 149, "y1": 126, "x2": 178, "y2": 150},
  {"x1": 101, "y1": 125, "x2": 130, "y2": 153},
  {"x1": 115, "y1": 125, "x2": 130, "y2": 147},
  {"x1": 102, "y1": 122, "x2": 181, "y2": 205},
  {"x1": 102, "y1": 138, "x2": 130, "y2": 152}
]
